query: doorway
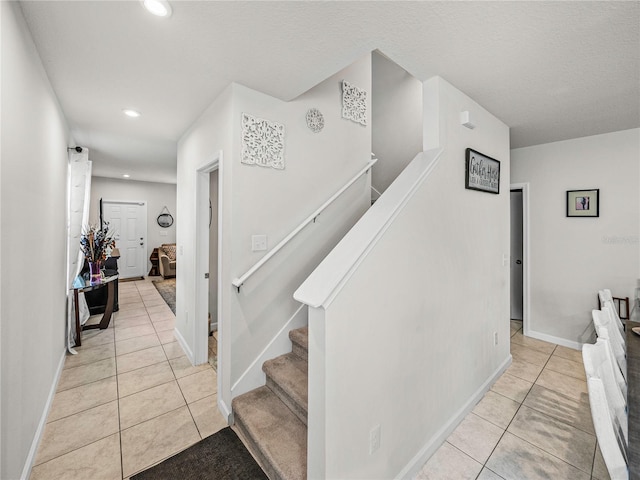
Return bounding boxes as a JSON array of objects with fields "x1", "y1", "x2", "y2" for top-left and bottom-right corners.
[
  {"x1": 510, "y1": 190, "x2": 523, "y2": 321},
  {"x1": 101, "y1": 200, "x2": 147, "y2": 279},
  {"x1": 194, "y1": 153, "x2": 222, "y2": 369},
  {"x1": 207, "y1": 169, "x2": 219, "y2": 370},
  {"x1": 510, "y1": 183, "x2": 529, "y2": 334}
]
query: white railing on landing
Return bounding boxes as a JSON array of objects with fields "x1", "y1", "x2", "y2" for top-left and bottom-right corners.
[
  {"x1": 232, "y1": 158, "x2": 378, "y2": 291},
  {"x1": 294, "y1": 148, "x2": 444, "y2": 308}
]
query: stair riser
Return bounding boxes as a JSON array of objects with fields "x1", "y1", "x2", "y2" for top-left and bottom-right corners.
[
  {"x1": 291, "y1": 342, "x2": 308, "y2": 362},
  {"x1": 266, "y1": 376, "x2": 307, "y2": 426}
]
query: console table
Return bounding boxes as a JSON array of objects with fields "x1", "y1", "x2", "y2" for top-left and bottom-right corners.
[
  {"x1": 149, "y1": 248, "x2": 160, "y2": 276},
  {"x1": 72, "y1": 274, "x2": 118, "y2": 347}
]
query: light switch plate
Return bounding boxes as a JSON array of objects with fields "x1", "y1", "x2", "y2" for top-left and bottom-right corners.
[{"x1": 252, "y1": 235, "x2": 267, "y2": 252}]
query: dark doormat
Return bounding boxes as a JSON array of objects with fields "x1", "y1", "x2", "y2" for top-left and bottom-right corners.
[
  {"x1": 131, "y1": 427, "x2": 268, "y2": 480},
  {"x1": 152, "y1": 278, "x2": 176, "y2": 314}
]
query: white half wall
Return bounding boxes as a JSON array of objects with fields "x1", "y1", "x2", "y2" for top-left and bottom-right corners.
[
  {"x1": 89, "y1": 176, "x2": 177, "y2": 273},
  {"x1": 1, "y1": 3, "x2": 71, "y2": 478},
  {"x1": 299, "y1": 76, "x2": 510, "y2": 479},
  {"x1": 511, "y1": 129, "x2": 640, "y2": 345},
  {"x1": 371, "y1": 51, "x2": 423, "y2": 196}
]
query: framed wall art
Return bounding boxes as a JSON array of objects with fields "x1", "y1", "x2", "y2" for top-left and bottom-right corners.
[
  {"x1": 465, "y1": 148, "x2": 500, "y2": 194},
  {"x1": 567, "y1": 189, "x2": 599, "y2": 217}
]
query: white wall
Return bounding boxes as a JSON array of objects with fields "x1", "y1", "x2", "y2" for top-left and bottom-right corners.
[
  {"x1": 227, "y1": 56, "x2": 372, "y2": 395},
  {"x1": 371, "y1": 52, "x2": 423, "y2": 196},
  {"x1": 1, "y1": 3, "x2": 71, "y2": 478},
  {"x1": 300, "y1": 76, "x2": 510, "y2": 479},
  {"x1": 177, "y1": 84, "x2": 234, "y2": 411},
  {"x1": 177, "y1": 55, "x2": 372, "y2": 415},
  {"x1": 511, "y1": 129, "x2": 640, "y2": 346},
  {"x1": 89, "y1": 176, "x2": 177, "y2": 273}
]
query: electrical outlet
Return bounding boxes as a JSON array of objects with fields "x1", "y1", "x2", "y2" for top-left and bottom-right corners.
[
  {"x1": 252, "y1": 234, "x2": 267, "y2": 252},
  {"x1": 493, "y1": 331, "x2": 498, "y2": 346},
  {"x1": 369, "y1": 424, "x2": 381, "y2": 454}
]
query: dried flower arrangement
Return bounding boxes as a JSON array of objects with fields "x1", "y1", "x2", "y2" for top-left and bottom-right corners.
[{"x1": 80, "y1": 223, "x2": 117, "y2": 264}]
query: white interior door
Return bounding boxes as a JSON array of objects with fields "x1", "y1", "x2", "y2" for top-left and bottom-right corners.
[
  {"x1": 102, "y1": 200, "x2": 147, "y2": 279},
  {"x1": 510, "y1": 190, "x2": 523, "y2": 320}
]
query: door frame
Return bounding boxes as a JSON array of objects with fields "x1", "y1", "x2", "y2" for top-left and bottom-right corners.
[
  {"x1": 510, "y1": 183, "x2": 530, "y2": 335},
  {"x1": 101, "y1": 199, "x2": 148, "y2": 279},
  {"x1": 194, "y1": 152, "x2": 222, "y2": 368}
]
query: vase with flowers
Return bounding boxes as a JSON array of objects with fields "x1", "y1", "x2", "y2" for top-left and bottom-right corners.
[{"x1": 80, "y1": 223, "x2": 117, "y2": 284}]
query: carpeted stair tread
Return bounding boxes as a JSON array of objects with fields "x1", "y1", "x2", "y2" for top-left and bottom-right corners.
[
  {"x1": 263, "y1": 352, "x2": 308, "y2": 425},
  {"x1": 233, "y1": 386, "x2": 307, "y2": 480},
  {"x1": 289, "y1": 327, "x2": 308, "y2": 362}
]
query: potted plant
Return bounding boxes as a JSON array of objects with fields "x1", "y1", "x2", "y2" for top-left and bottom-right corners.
[{"x1": 80, "y1": 223, "x2": 116, "y2": 284}]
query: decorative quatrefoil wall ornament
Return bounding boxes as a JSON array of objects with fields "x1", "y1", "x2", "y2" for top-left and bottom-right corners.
[
  {"x1": 306, "y1": 108, "x2": 324, "y2": 133},
  {"x1": 341, "y1": 80, "x2": 367, "y2": 126},
  {"x1": 241, "y1": 113, "x2": 285, "y2": 170}
]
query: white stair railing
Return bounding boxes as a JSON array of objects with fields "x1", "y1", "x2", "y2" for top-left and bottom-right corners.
[{"x1": 232, "y1": 158, "x2": 378, "y2": 291}]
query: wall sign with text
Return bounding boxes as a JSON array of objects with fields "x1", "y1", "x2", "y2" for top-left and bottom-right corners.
[{"x1": 465, "y1": 148, "x2": 500, "y2": 194}]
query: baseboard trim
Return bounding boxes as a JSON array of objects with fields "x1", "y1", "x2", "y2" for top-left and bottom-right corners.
[
  {"x1": 118, "y1": 276, "x2": 145, "y2": 282},
  {"x1": 397, "y1": 354, "x2": 513, "y2": 480},
  {"x1": 173, "y1": 327, "x2": 194, "y2": 364},
  {"x1": 230, "y1": 304, "x2": 307, "y2": 399},
  {"x1": 20, "y1": 347, "x2": 67, "y2": 480},
  {"x1": 218, "y1": 396, "x2": 233, "y2": 425},
  {"x1": 524, "y1": 328, "x2": 582, "y2": 351}
]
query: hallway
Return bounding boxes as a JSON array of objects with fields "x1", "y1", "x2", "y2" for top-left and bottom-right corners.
[{"x1": 30, "y1": 279, "x2": 225, "y2": 479}]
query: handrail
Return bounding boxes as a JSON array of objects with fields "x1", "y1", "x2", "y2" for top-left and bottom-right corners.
[
  {"x1": 232, "y1": 158, "x2": 378, "y2": 291},
  {"x1": 294, "y1": 148, "x2": 444, "y2": 308}
]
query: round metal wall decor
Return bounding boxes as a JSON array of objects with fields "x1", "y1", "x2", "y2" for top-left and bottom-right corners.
[
  {"x1": 157, "y1": 206, "x2": 173, "y2": 228},
  {"x1": 157, "y1": 213, "x2": 173, "y2": 228},
  {"x1": 306, "y1": 108, "x2": 324, "y2": 133}
]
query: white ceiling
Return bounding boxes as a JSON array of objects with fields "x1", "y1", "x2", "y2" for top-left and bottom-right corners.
[{"x1": 19, "y1": 1, "x2": 640, "y2": 184}]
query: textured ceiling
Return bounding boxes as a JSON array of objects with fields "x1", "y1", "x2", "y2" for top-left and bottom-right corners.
[{"x1": 19, "y1": 1, "x2": 640, "y2": 184}]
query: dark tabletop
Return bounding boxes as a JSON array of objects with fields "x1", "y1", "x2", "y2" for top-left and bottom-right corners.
[
  {"x1": 71, "y1": 274, "x2": 119, "y2": 292},
  {"x1": 627, "y1": 299, "x2": 640, "y2": 479}
]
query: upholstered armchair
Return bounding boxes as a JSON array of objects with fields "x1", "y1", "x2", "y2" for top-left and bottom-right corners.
[{"x1": 159, "y1": 243, "x2": 177, "y2": 278}]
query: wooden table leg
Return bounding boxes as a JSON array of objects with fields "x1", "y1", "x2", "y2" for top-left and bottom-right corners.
[
  {"x1": 99, "y1": 281, "x2": 115, "y2": 329},
  {"x1": 83, "y1": 281, "x2": 115, "y2": 331},
  {"x1": 74, "y1": 288, "x2": 81, "y2": 347}
]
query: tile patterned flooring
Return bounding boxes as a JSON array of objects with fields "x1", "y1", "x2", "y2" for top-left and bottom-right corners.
[
  {"x1": 417, "y1": 320, "x2": 609, "y2": 480},
  {"x1": 30, "y1": 278, "x2": 226, "y2": 480},
  {"x1": 31, "y1": 290, "x2": 607, "y2": 480}
]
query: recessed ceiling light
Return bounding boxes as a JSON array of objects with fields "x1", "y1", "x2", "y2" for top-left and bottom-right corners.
[
  {"x1": 142, "y1": 0, "x2": 172, "y2": 17},
  {"x1": 122, "y1": 109, "x2": 141, "y2": 118},
  {"x1": 123, "y1": 174, "x2": 131, "y2": 178}
]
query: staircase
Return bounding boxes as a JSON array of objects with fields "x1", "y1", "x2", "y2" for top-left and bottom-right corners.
[{"x1": 233, "y1": 326, "x2": 308, "y2": 480}]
